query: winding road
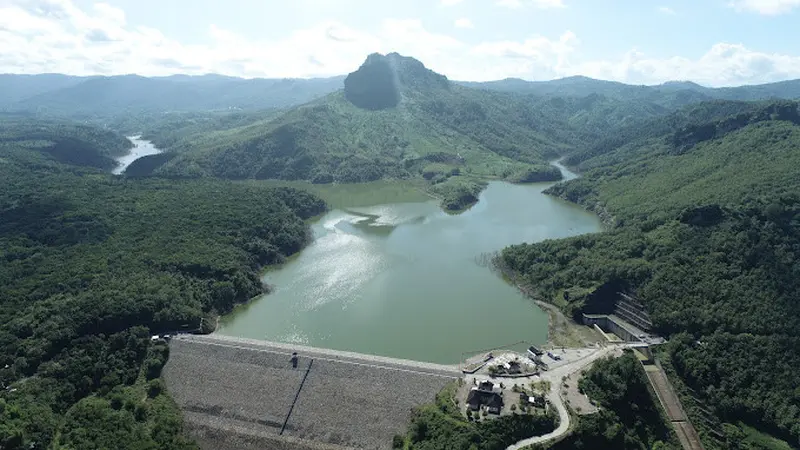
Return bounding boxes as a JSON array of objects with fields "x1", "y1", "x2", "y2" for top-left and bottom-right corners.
[{"x1": 504, "y1": 344, "x2": 627, "y2": 449}]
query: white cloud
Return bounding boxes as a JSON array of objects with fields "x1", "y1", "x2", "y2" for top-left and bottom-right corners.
[
  {"x1": 440, "y1": 0, "x2": 464, "y2": 5},
  {"x1": 472, "y1": 31, "x2": 578, "y2": 78},
  {"x1": 496, "y1": 0, "x2": 566, "y2": 9},
  {"x1": 658, "y1": 6, "x2": 676, "y2": 14},
  {"x1": 496, "y1": 0, "x2": 522, "y2": 7},
  {"x1": 729, "y1": 0, "x2": 800, "y2": 14},
  {"x1": 454, "y1": 17, "x2": 474, "y2": 28},
  {"x1": 573, "y1": 43, "x2": 800, "y2": 86},
  {"x1": 2, "y1": 0, "x2": 800, "y2": 86}
]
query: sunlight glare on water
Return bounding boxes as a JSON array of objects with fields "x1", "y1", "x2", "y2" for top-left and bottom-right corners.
[{"x1": 218, "y1": 176, "x2": 603, "y2": 363}]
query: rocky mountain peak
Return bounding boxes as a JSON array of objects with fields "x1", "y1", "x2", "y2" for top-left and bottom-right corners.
[{"x1": 344, "y1": 53, "x2": 450, "y2": 110}]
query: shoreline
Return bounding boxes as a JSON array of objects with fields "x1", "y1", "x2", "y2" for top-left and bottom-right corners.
[
  {"x1": 492, "y1": 254, "x2": 605, "y2": 349},
  {"x1": 214, "y1": 161, "x2": 601, "y2": 361}
]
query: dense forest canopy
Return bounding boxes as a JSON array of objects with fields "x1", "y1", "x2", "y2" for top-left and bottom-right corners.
[
  {"x1": 551, "y1": 352, "x2": 679, "y2": 450},
  {"x1": 0, "y1": 115, "x2": 132, "y2": 170},
  {"x1": 0, "y1": 121, "x2": 325, "y2": 449},
  {"x1": 501, "y1": 100, "x2": 800, "y2": 447}
]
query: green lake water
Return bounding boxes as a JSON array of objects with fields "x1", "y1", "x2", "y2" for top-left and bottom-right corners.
[{"x1": 217, "y1": 164, "x2": 602, "y2": 363}]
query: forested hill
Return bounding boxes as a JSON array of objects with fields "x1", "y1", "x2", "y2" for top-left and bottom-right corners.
[
  {"x1": 133, "y1": 53, "x2": 686, "y2": 200},
  {"x1": 0, "y1": 115, "x2": 133, "y2": 170},
  {"x1": 500, "y1": 100, "x2": 800, "y2": 447},
  {"x1": 143, "y1": 53, "x2": 578, "y2": 184},
  {"x1": 560, "y1": 99, "x2": 777, "y2": 169},
  {"x1": 119, "y1": 55, "x2": 800, "y2": 191},
  {"x1": 0, "y1": 120, "x2": 326, "y2": 449}
]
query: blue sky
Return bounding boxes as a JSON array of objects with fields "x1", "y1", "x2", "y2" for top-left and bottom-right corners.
[{"x1": 2, "y1": 0, "x2": 800, "y2": 85}]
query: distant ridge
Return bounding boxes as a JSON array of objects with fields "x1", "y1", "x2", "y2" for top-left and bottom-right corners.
[
  {"x1": 457, "y1": 75, "x2": 800, "y2": 103},
  {"x1": 3, "y1": 65, "x2": 800, "y2": 118},
  {"x1": 0, "y1": 73, "x2": 346, "y2": 116}
]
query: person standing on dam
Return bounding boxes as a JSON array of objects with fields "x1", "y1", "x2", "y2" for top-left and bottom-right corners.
[{"x1": 291, "y1": 352, "x2": 298, "y2": 369}]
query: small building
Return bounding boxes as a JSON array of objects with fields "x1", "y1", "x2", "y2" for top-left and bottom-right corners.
[
  {"x1": 504, "y1": 360, "x2": 522, "y2": 374},
  {"x1": 467, "y1": 381, "x2": 504, "y2": 415},
  {"x1": 478, "y1": 380, "x2": 492, "y2": 390},
  {"x1": 520, "y1": 391, "x2": 546, "y2": 408},
  {"x1": 485, "y1": 393, "x2": 503, "y2": 414},
  {"x1": 527, "y1": 346, "x2": 544, "y2": 357}
]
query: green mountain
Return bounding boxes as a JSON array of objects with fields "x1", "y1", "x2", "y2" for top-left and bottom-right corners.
[
  {"x1": 501, "y1": 100, "x2": 800, "y2": 447},
  {"x1": 459, "y1": 76, "x2": 715, "y2": 111},
  {"x1": 145, "y1": 55, "x2": 689, "y2": 179},
  {"x1": 661, "y1": 78, "x2": 800, "y2": 101},
  {"x1": 141, "y1": 58, "x2": 800, "y2": 197},
  {"x1": 0, "y1": 114, "x2": 132, "y2": 170},
  {"x1": 145, "y1": 53, "x2": 606, "y2": 209},
  {"x1": 561, "y1": 99, "x2": 772, "y2": 168},
  {"x1": 460, "y1": 75, "x2": 656, "y2": 97},
  {"x1": 6, "y1": 70, "x2": 800, "y2": 122},
  {"x1": 152, "y1": 53, "x2": 795, "y2": 211}
]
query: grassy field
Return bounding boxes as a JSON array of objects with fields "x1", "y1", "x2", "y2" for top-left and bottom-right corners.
[{"x1": 242, "y1": 179, "x2": 432, "y2": 209}]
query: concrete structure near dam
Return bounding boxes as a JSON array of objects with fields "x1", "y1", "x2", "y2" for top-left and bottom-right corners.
[
  {"x1": 163, "y1": 334, "x2": 459, "y2": 450},
  {"x1": 582, "y1": 292, "x2": 664, "y2": 346}
]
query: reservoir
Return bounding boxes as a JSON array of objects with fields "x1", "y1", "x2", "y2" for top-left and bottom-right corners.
[
  {"x1": 218, "y1": 165, "x2": 602, "y2": 363},
  {"x1": 112, "y1": 136, "x2": 162, "y2": 174}
]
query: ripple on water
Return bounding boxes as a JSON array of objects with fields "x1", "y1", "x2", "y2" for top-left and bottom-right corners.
[
  {"x1": 219, "y1": 178, "x2": 603, "y2": 363},
  {"x1": 291, "y1": 228, "x2": 387, "y2": 312}
]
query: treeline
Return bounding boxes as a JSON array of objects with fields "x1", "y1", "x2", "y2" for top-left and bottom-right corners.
[
  {"x1": 500, "y1": 101, "x2": 800, "y2": 446},
  {"x1": 0, "y1": 127, "x2": 326, "y2": 449},
  {"x1": 552, "y1": 352, "x2": 679, "y2": 450},
  {"x1": 428, "y1": 177, "x2": 487, "y2": 212}
]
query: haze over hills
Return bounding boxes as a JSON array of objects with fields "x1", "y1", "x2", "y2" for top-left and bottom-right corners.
[
  {"x1": 460, "y1": 76, "x2": 800, "y2": 107},
  {"x1": 0, "y1": 73, "x2": 345, "y2": 116},
  {"x1": 3, "y1": 62, "x2": 800, "y2": 119}
]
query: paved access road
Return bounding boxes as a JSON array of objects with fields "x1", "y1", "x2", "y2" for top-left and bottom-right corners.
[
  {"x1": 460, "y1": 344, "x2": 628, "y2": 450},
  {"x1": 505, "y1": 344, "x2": 625, "y2": 449}
]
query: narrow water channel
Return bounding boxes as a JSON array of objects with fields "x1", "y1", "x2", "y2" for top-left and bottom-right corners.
[
  {"x1": 112, "y1": 136, "x2": 162, "y2": 175},
  {"x1": 218, "y1": 166, "x2": 603, "y2": 363}
]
